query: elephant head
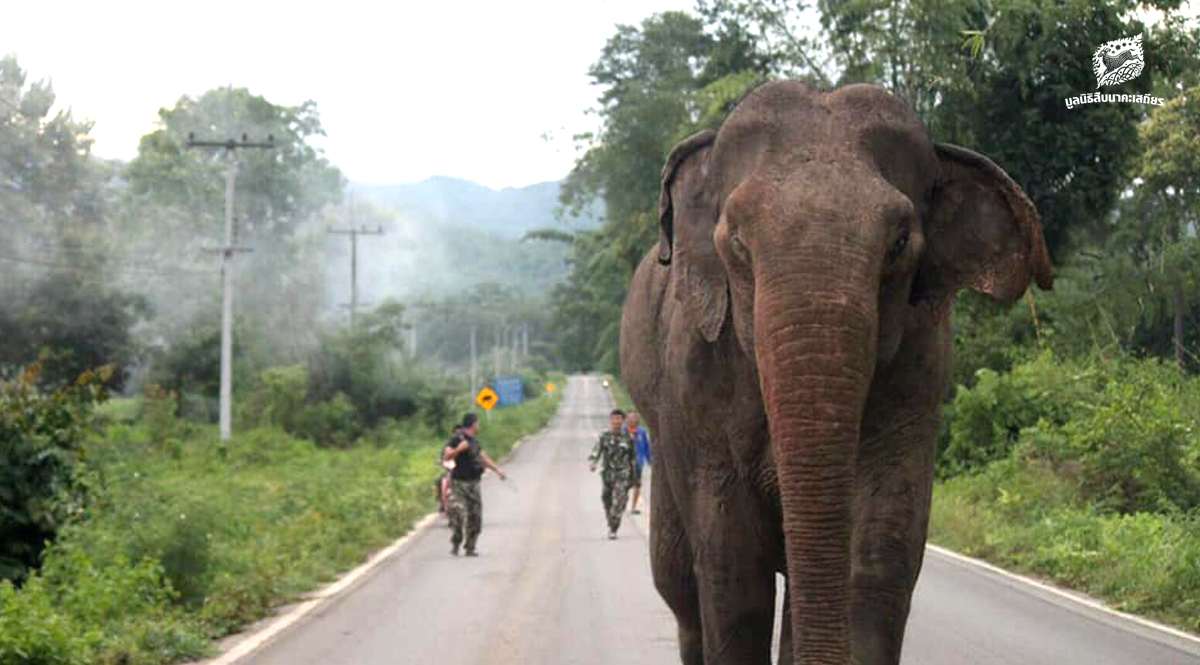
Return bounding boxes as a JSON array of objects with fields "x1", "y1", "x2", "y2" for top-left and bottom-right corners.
[{"x1": 657, "y1": 81, "x2": 1051, "y2": 663}]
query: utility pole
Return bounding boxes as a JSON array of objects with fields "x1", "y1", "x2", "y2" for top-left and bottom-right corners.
[
  {"x1": 470, "y1": 325, "x2": 478, "y2": 399},
  {"x1": 327, "y1": 222, "x2": 384, "y2": 325},
  {"x1": 494, "y1": 326, "x2": 502, "y2": 381},
  {"x1": 187, "y1": 132, "x2": 274, "y2": 442},
  {"x1": 521, "y1": 323, "x2": 529, "y2": 358},
  {"x1": 510, "y1": 324, "x2": 519, "y2": 371}
]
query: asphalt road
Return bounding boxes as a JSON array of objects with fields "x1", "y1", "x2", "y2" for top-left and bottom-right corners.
[{"x1": 240, "y1": 374, "x2": 1200, "y2": 665}]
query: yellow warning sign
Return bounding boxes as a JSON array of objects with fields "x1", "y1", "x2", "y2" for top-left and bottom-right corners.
[
  {"x1": 475, "y1": 387, "x2": 499, "y2": 411},
  {"x1": 545, "y1": 382, "x2": 556, "y2": 393}
]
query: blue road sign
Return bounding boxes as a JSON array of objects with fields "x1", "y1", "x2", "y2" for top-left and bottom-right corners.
[{"x1": 493, "y1": 376, "x2": 525, "y2": 407}]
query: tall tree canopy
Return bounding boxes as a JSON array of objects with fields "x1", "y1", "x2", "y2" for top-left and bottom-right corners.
[
  {"x1": 0, "y1": 54, "x2": 145, "y2": 386},
  {"x1": 121, "y1": 88, "x2": 348, "y2": 368},
  {"x1": 125, "y1": 86, "x2": 344, "y2": 241},
  {"x1": 552, "y1": 12, "x2": 765, "y2": 372},
  {"x1": 0, "y1": 53, "x2": 104, "y2": 241},
  {"x1": 550, "y1": 1, "x2": 1200, "y2": 374}
]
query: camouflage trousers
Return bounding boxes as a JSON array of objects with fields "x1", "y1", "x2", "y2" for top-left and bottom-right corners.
[
  {"x1": 447, "y1": 478, "x2": 482, "y2": 551},
  {"x1": 600, "y1": 477, "x2": 631, "y2": 532}
]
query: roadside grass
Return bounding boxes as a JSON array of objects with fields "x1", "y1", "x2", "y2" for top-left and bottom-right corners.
[
  {"x1": 0, "y1": 380, "x2": 563, "y2": 665},
  {"x1": 929, "y1": 456, "x2": 1200, "y2": 633}
]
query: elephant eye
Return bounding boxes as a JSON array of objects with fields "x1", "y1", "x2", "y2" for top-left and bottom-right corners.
[
  {"x1": 886, "y1": 229, "x2": 910, "y2": 265},
  {"x1": 730, "y1": 234, "x2": 750, "y2": 261}
]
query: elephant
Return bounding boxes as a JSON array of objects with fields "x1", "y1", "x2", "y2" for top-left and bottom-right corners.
[{"x1": 619, "y1": 80, "x2": 1052, "y2": 665}]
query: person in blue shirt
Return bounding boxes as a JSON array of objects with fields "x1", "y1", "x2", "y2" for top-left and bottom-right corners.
[{"x1": 625, "y1": 412, "x2": 652, "y2": 515}]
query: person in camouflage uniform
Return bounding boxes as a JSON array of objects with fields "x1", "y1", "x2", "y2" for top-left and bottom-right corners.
[
  {"x1": 444, "y1": 413, "x2": 506, "y2": 556},
  {"x1": 589, "y1": 409, "x2": 637, "y2": 539}
]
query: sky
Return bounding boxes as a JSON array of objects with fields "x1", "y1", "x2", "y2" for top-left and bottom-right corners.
[{"x1": 1, "y1": 0, "x2": 694, "y2": 190}]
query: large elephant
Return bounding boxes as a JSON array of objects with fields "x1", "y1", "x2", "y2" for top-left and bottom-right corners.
[{"x1": 619, "y1": 80, "x2": 1052, "y2": 665}]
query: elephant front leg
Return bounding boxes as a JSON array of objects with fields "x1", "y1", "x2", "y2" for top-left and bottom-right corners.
[
  {"x1": 692, "y1": 484, "x2": 778, "y2": 664},
  {"x1": 850, "y1": 430, "x2": 938, "y2": 665},
  {"x1": 651, "y1": 466, "x2": 704, "y2": 665},
  {"x1": 694, "y1": 536, "x2": 776, "y2": 665}
]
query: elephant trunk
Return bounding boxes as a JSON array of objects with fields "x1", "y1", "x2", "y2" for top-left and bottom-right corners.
[{"x1": 756, "y1": 266, "x2": 878, "y2": 665}]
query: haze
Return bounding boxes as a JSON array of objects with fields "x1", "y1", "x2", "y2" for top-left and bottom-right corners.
[{"x1": 1, "y1": 0, "x2": 691, "y2": 189}]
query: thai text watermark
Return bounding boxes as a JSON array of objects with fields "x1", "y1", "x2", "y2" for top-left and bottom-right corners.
[{"x1": 1065, "y1": 93, "x2": 1165, "y2": 110}]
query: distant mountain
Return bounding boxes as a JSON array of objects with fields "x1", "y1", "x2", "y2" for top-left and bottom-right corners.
[
  {"x1": 343, "y1": 177, "x2": 602, "y2": 302},
  {"x1": 351, "y1": 176, "x2": 600, "y2": 239}
]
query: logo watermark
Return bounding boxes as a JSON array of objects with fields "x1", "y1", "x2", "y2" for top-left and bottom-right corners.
[
  {"x1": 1064, "y1": 34, "x2": 1165, "y2": 109},
  {"x1": 1094, "y1": 34, "x2": 1144, "y2": 88}
]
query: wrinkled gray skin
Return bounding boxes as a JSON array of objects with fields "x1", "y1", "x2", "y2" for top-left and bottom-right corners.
[{"x1": 619, "y1": 81, "x2": 1052, "y2": 665}]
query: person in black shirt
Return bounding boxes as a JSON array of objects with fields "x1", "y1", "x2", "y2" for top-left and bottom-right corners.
[{"x1": 443, "y1": 413, "x2": 506, "y2": 556}]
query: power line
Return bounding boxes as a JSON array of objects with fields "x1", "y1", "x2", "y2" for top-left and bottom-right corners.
[{"x1": 0, "y1": 252, "x2": 216, "y2": 277}]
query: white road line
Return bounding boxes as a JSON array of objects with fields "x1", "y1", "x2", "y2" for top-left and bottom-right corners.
[{"x1": 926, "y1": 544, "x2": 1200, "y2": 648}]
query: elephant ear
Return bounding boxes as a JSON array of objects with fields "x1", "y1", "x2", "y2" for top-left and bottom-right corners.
[
  {"x1": 659, "y1": 129, "x2": 727, "y2": 342},
  {"x1": 912, "y1": 143, "x2": 1053, "y2": 307}
]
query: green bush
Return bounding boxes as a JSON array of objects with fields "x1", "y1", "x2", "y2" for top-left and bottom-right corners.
[
  {"x1": 141, "y1": 385, "x2": 183, "y2": 444},
  {"x1": 238, "y1": 365, "x2": 308, "y2": 432},
  {"x1": 949, "y1": 291, "x2": 1041, "y2": 391},
  {"x1": 0, "y1": 364, "x2": 108, "y2": 581},
  {"x1": 931, "y1": 462, "x2": 1200, "y2": 632},
  {"x1": 0, "y1": 542, "x2": 210, "y2": 665},
  {"x1": 178, "y1": 391, "x2": 217, "y2": 423},
  {"x1": 0, "y1": 575, "x2": 85, "y2": 665},
  {"x1": 931, "y1": 349, "x2": 1200, "y2": 633},
  {"x1": 516, "y1": 367, "x2": 548, "y2": 400},
  {"x1": 292, "y1": 393, "x2": 363, "y2": 447},
  {"x1": 415, "y1": 376, "x2": 459, "y2": 434},
  {"x1": 940, "y1": 351, "x2": 1095, "y2": 476},
  {"x1": 145, "y1": 321, "x2": 274, "y2": 415},
  {"x1": 127, "y1": 506, "x2": 217, "y2": 609},
  {"x1": 307, "y1": 304, "x2": 418, "y2": 426},
  {"x1": 1022, "y1": 358, "x2": 1200, "y2": 514}
]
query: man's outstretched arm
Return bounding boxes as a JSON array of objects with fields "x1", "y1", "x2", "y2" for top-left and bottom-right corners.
[{"x1": 480, "y1": 452, "x2": 506, "y2": 480}]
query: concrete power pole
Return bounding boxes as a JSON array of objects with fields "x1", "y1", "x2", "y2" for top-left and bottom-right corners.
[
  {"x1": 469, "y1": 325, "x2": 477, "y2": 399},
  {"x1": 187, "y1": 132, "x2": 274, "y2": 442},
  {"x1": 493, "y1": 327, "x2": 502, "y2": 382},
  {"x1": 327, "y1": 223, "x2": 383, "y2": 325},
  {"x1": 510, "y1": 324, "x2": 519, "y2": 371}
]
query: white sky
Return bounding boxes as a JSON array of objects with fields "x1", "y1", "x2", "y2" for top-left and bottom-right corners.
[{"x1": 2, "y1": 0, "x2": 694, "y2": 189}]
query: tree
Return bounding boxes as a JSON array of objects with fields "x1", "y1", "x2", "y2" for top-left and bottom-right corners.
[
  {"x1": 124, "y1": 86, "x2": 344, "y2": 240},
  {"x1": 0, "y1": 55, "x2": 147, "y2": 387},
  {"x1": 122, "y1": 87, "x2": 348, "y2": 376},
  {"x1": 0, "y1": 271, "x2": 149, "y2": 388},
  {"x1": 934, "y1": 0, "x2": 1198, "y2": 259},
  {"x1": 552, "y1": 11, "x2": 765, "y2": 372},
  {"x1": 1128, "y1": 85, "x2": 1200, "y2": 367},
  {"x1": 0, "y1": 53, "x2": 105, "y2": 242},
  {"x1": 696, "y1": 0, "x2": 832, "y2": 83}
]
